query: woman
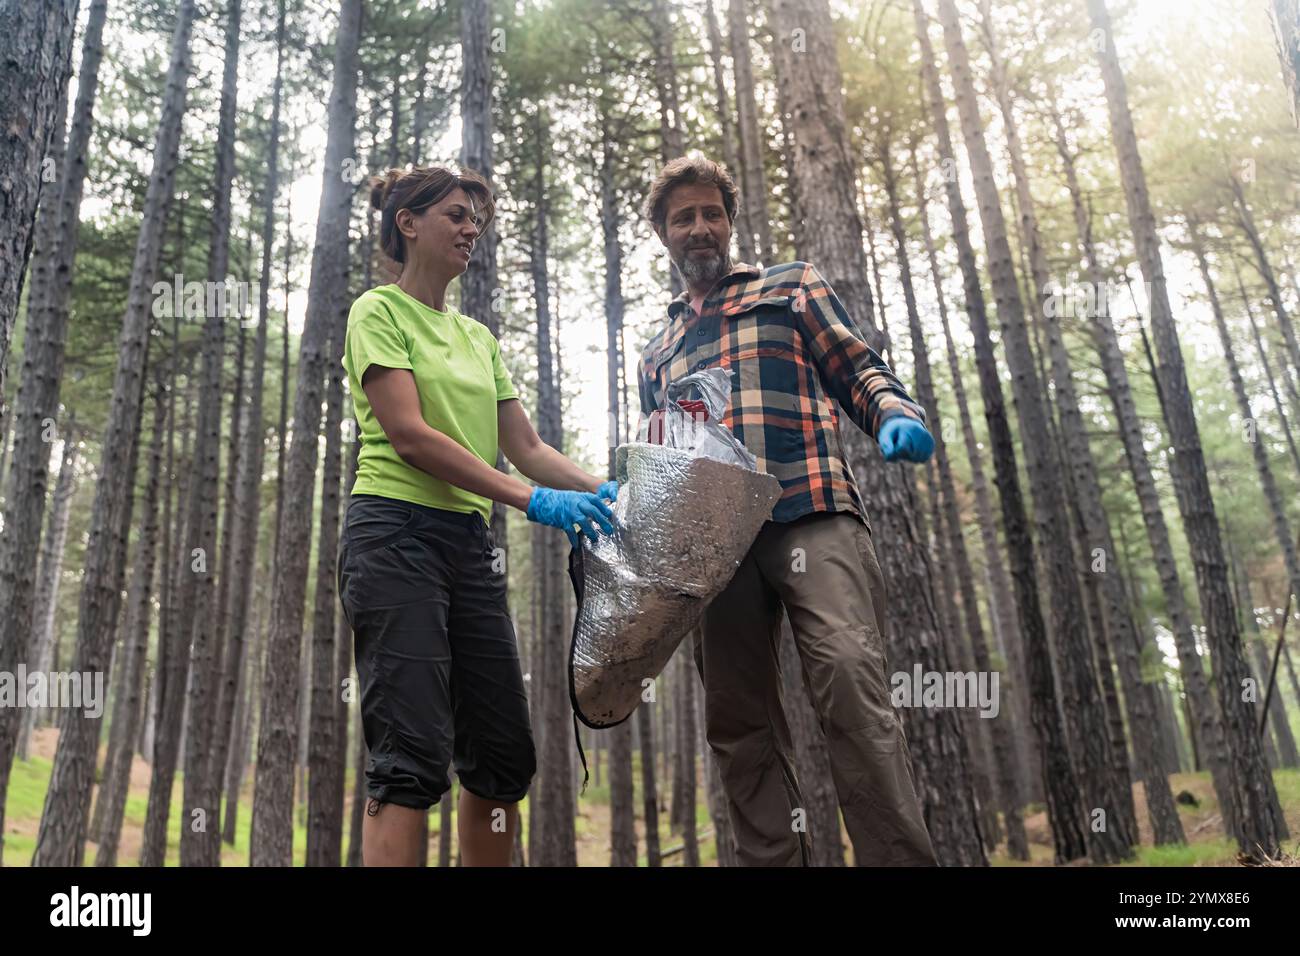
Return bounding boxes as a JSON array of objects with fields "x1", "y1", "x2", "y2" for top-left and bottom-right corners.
[{"x1": 339, "y1": 165, "x2": 616, "y2": 867}]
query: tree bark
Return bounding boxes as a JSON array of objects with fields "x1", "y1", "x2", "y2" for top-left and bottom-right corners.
[
  {"x1": 0, "y1": 0, "x2": 79, "y2": 405},
  {"x1": 914, "y1": 0, "x2": 1088, "y2": 863},
  {"x1": 32, "y1": 0, "x2": 197, "y2": 868},
  {"x1": 211, "y1": 0, "x2": 286, "y2": 847},
  {"x1": 0, "y1": 0, "x2": 108, "y2": 863},
  {"x1": 251, "y1": 0, "x2": 361, "y2": 866},
  {"x1": 178, "y1": 0, "x2": 242, "y2": 868},
  {"x1": 728, "y1": 0, "x2": 774, "y2": 262},
  {"x1": 459, "y1": 0, "x2": 509, "y2": 550},
  {"x1": 18, "y1": 434, "x2": 79, "y2": 762},
  {"x1": 95, "y1": 377, "x2": 165, "y2": 866},
  {"x1": 1046, "y1": 84, "x2": 1237, "y2": 833},
  {"x1": 1087, "y1": 0, "x2": 1286, "y2": 859},
  {"x1": 882, "y1": 138, "x2": 1029, "y2": 859}
]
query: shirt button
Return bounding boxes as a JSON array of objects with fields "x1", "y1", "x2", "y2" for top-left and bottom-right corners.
[{"x1": 697, "y1": 328, "x2": 706, "y2": 336}]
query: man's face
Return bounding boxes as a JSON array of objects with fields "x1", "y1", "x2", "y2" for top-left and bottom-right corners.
[{"x1": 657, "y1": 182, "x2": 732, "y2": 289}]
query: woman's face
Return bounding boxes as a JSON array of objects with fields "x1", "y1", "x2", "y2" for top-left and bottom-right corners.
[{"x1": 396, "y1": 186, "x2": 484, "y2": 278}]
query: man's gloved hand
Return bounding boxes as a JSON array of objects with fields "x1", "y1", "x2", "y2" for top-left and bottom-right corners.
[
  {"x1": 597, "y1": 480, "x2": 619, "y2": 503},
  {"x1": 527, "y1": 487, "x2": 616, "y2": 549},
  {"x1": 878, "y1": 416, "x2": 935, "y2": 464}
]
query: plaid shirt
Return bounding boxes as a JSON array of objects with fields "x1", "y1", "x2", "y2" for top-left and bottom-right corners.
[{"x1": 637, "y1": 261, "x2": 927, "y2": 524}]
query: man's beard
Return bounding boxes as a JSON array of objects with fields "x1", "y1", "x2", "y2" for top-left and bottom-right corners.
[{"x1": 673, "y1": 244, "x2": 730, "y2": 288}]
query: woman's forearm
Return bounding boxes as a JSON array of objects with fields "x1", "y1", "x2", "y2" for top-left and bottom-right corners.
[
  {"x1": 514, "y1": 441, "x2": 603, "y2": 494},
  {"x1": 392, "y1": 423, "x2": 534, "y2": 513}
]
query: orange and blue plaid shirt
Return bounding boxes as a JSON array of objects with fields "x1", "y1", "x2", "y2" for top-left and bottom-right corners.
[{"x1": 637, "y1": 261, "x2": 927, "y2": 524}]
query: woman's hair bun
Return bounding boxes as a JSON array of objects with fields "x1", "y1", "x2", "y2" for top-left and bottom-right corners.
[{"x1": 369, "y1": 168, "x2": 403, "y2": 212}]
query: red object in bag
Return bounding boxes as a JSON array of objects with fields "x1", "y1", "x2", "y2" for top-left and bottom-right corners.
[{"x1": 648, "y1": 400, "x2": 709, "y2": 445}]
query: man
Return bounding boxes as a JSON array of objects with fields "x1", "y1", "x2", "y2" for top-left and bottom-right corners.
[{"x1": 638, "y1": 156, "x2": 939, "y2": 866}]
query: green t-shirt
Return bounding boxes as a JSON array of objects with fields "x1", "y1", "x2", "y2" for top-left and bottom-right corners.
[{"x1": 342, "y1": 283, "x2": 517, "y2": 522}]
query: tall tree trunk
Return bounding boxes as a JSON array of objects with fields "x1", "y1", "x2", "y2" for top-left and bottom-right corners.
[
  {"x1": 18, "y1": 434, "x2": 79, "y2": 762},
  {"x1": 911, "y1": 152, "x2": 1038, "y2": 807},
  {"x1": 251, "y1": 0, "x2": 362, "y2": 866},
  {"x1": 935, "y1": 0, "x2": 1134, "y2": 863},
  {"x1": 178, "y1": 0, "x2": 242, "y2": 868},
  {"x1": 676, "y1": 647, "x2": 699, "y2": 865},
  {"x1": 1046, "y1": 86, "x2": 1237, "y2": 833},
  {"x1": 728, "y1": 0, "x2": 774, "y2": 262},
  {"x1": 0, "y1": 0, "x2": 108, "y2": 862},
  {"x1": 211, "y1": 0, "x2": 286, "y2": 845},
  {"x1": 1273, "y1": 0, "x2": 1300, "y2": 126},
  {"x1": 1193, "y1": 221, "x2": 1300, "y2": 770},
  {"x1": 459, "y1": 0, "x2": 510, "y2": 551},
  {"x1": 980, "y1": 1, "x2": 1179, "y2": 846},
  {"x1": 703, "y1": 0, "x2": 752, "y2": 262},
  {"x1": 1087, "y1": 0, "x2": 1286, "y2": 859},
  {"x1": 1230, "y1": 174, "x2": 1300, "y2": 422},
  {"x1": 772, "y1": 0, "x2": 985, "y2": 866},
  {"x1": 599, "y1": 114, "x2": 637, "y2": 867},
  {"x1": 882, "y1": 140, "x2": 1029, "y2": 860},
  {"x1": 95, "y1": 377, "x2": 166, "y2": 866},
  {"x1": 32, "y1": 0, "x2": 197, "y2": 868},
  {"x1": 1234, "y1": 254, "x2": 1300, "y2": 475},
  {"x1": 0, "y1": 0, "x2": 79, "y2": 404},
  {"x1": 529, "y1": 110, "x2": 577, "y2": 867},
  {"x1": 306, "y1": 240, "x2": 349, "y2": 866},
  {"x1": 913, "y1": 0, "x2": 1087, "y2": 863}
]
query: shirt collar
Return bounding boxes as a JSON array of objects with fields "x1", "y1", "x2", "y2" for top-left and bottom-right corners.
[{"x1": 666, "y1": 262, "x2": 761, "y2": 320}]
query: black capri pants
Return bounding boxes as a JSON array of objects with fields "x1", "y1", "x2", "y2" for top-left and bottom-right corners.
[{"x1": 338, "y1": 493, "x2": 536, "y2": 810}]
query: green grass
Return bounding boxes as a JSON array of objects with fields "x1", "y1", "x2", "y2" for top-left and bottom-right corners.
[{"x1": 3, "y1": 748, "x2": 317, "y2": 867}]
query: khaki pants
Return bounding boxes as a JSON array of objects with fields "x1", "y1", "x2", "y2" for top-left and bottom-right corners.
[{"x1": 696, "y1": 510, "x2": 938, "y2": 866}]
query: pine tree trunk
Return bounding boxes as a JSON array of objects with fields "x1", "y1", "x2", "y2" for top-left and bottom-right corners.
[
  {"x1": 178, "y1": 0, "x2": 242, "y2": 868},
  {"x1": 458, "y1": 0, "x2": 508, "y2": 550},
  {"x1": 306, "y1": 238, "x2": 349, "y2": 866},
  {"x1": 18, "y1": 436, "x2": 79, "y2": 762},
  {"x1": 935, "y1": 0, "x2": 1135, "y2": 863},
  {"x1": 882, "y1": 141, "x2": 1030, "y2": 859},
  {"x1": 703, "y1": 0, "x2": 752, "y2": 262},
  {"x1": 31, "y1": 0, "x2": 197, "y2": 868},
  {"x1": 599, "y1": 115, "x2": 637, "y2": 867},
  {"x1": 772, "y1": 0, "x2": 984, "y2": 866},
  {"x1": 676, "y1": 647, "x2": 699, "y2": 864},
  {"x1": 251, "y1": 0, "x2": 362, "y2": 866},
  {"x1": 727, "y1": 0, "x2": 774, "y2": 262},
  {"x1": 529, "y1": 110, "x2": 577, "y2": 866},
  {"x1": 1193, "y1": 224, "x2": 1300, "y2": 771},
  {"x1": 1272, "y1": 0, "x2": 1300, "y2": 126},
  {"x1": 1046, "y1": 88, "x2": 1237, "y2": 834},
  {"x1": 95, "y1": 378, "x2": 166, "y2": 866},
  {"x1": 210, "y1": 0, "x2": 286, "y2": 843},
  {"x1": 638, "y1": 705, "x2": 661, "y2": 866},
  {"x1": 1087, "y1": 0, "x2": 1286, "y2": 859},
  {"x1": 0, "y1": 0, "x2": 79, "y2": 404},
  {"x1": 1234, "y1": 255, "x2": 1300, "y2": 475},
  {"x1": 1230, "y1": 175, "x2": 1300, "y2": 419},
  {"x1": 0, "y1": 0, "x2": 108, "y2": 863},
  {"x1": 913, "y1": 0, "x2": 1088, "y2": 863}
]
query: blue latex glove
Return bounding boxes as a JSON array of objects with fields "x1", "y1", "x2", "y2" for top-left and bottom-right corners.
[
  {"x1": 878, "y1": 416, "x2": 935, "y2": 464},
  {"x1": 597, "y1": 480, "x2": 618, "y2": 504},
  {"x1": 527, "y1": 487, "x2": 616, "y2": 548}
]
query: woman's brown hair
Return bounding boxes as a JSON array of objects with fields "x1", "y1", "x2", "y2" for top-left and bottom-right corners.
[{"x1": 368, "y1": 165, "x2": 496, "y2": 265}]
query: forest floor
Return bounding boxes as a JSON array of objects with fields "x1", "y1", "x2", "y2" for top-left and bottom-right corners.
[{"x1": 4, "y1": 727, "x2": 1299, "y2": 865}]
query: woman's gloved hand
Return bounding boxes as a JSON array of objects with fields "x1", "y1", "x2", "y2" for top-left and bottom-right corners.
[
  {"x1": 878, "y1": 416, "x2": 935, "y2": 464},
  {"x1": 527, "y1": 487, "x2": 616, "y2": 548},
  {"x1": 597, "y1": 480, "x2": 619, "y2": 503}
]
